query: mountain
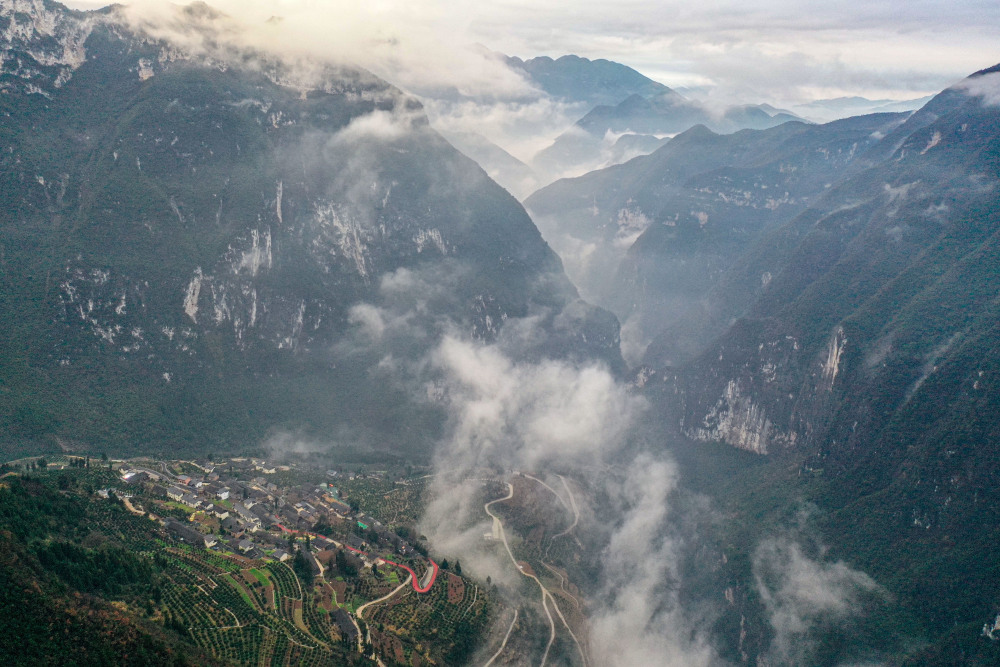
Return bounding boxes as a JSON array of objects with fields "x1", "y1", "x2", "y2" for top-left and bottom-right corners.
[
  {"x1": 532, "y1": 91, "x2": 803, "y2": 181},
  {"x1": 653, "y1": 65, "x2": 1000, "y2": 661},
  {"x1": 573, "y1": 95, "x2": 799, "y2": 136},
  {"x1": 672, "y1": 64, "x2": 1000, "y2": 456},
  {"x1": 506, "y1": 54, "x2": 671, "y2": 108},
  {"x1": 424, "y1": 53, "x2": 805, "y2": 192},
  {"x1": 0, "y1": 0, "x2": 622, "y2": 457},
  {"x1": 872, "y1": 95, "x2": 936, "y2": 113},
  {"x1": 530, "y1": 63, "x2": 1000, "y2": 661},
  {"x1": 526, "y1": 112, "x2": 908, "y2": 362},
  {"x1": 793, "y1": 94, "x2": 934, "y2": 123}
]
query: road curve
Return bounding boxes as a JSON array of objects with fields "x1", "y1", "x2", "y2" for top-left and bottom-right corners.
[
  {"x1": 344, "y1": 545, "x2": 440, "y2": 593},
  {"x1": 552, "y1": 475, "x2": 580, "y2": 542},
  {"x1": 522, "y1": 473, "x2": 571, "y2": 514},
  {"x1": 357, "y1": 574, "x2": 411, "y2": 621}
]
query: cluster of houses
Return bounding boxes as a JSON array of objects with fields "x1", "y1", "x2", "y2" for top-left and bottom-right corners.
[{"x1": 117, "y1": 458, "x2": 416, "y2": 567}]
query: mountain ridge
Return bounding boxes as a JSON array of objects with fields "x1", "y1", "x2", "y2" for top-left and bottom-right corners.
[{"x1": 531, "y1": 89, "x2": 805, "y2": 181}]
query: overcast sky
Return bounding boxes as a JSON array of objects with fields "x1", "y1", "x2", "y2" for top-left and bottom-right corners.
[{"x1": 65, "y1": 0, "x2": 999, "y2": 104}]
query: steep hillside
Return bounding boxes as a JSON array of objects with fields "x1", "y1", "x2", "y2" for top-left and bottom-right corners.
[
  {"x1": 647, "y1": 64, "x2": 1000, "y2": 659},
  {"x1": 0, "y1": 0, "x2": 622, "y2": 457},
  {"x1": 0, "y1": 473, "x2": 224, "y2": 666},
  {"x1": 436, "y1": 129, "x2": 538, "y2": 200},
  {"x1": 675, "y1": 65, "x2": 1000, "y2": 457},
  {"x1": 531, "y1": 63, "x2": 1000, "y2": 661}
]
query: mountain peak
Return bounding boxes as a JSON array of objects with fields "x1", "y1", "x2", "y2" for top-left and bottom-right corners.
[{"x1": 505, "y1": 52, "x2": 672, "y2": 107}]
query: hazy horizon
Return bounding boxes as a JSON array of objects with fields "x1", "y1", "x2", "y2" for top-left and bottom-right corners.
[{"x1": 60, "y1": 0, "x2": 999, "y2": 107}]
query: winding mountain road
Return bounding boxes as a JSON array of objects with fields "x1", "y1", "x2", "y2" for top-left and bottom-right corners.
[
  {"x1": 485, "y1": 484, "x2": 555, "y2": 664},
  {"x1": 552, "y1": 474, "x2": 581, "y2": 544},
  {"x1": 357, "y1": 574, "x2": 411, "y2": 621},
  {"x1": 523, "y1": 473, "x2": 582, "y2": 550},
  {"x1": 485, "y1": 482, "x2": 588, "y2": 667}
]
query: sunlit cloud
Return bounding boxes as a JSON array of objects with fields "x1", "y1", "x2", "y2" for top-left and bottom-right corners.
[{"x1": 63, "y1": 0, "x2": 998, "y2": 105}]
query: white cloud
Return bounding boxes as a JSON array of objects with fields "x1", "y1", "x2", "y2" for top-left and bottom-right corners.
[
  {"x1": 416, "y1": 336, "x2": 720, "y2": 664},
  {"x1": 331, "y1": 107, "x2": 421, "y2": 143},
  {"x1": 422, "y1": 96, "x2": 587, "y2": 165},
  {"x1": 588, "y1": 456, "x2": 717, "y2": 666},
  {"x1": 347, "y1": 303, "x2": 387, "y2": 340},
  {"x1": 64, "y1": 0, "x2": 996, "y2": 107},
  {"x1": 957, "y1": 71, "x2": 1000, "y2": 107},
  {"x1": 106, "y1": 0, "x2": 537, "y2": 100},
  {"x1": 426, "y1": 336, "x2": 640, "y2": 470},
  {"x1": 754, "y1": 538, "x2": 887, "y2": 664}
]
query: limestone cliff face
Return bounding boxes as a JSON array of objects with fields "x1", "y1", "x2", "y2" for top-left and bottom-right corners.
[{"x1": 0, "y1": 0, "x2": 93, "y2": 94}]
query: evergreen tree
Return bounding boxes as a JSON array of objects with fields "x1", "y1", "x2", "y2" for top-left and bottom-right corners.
[
  {"x1": 335, "y1": 549, "x2": 347, "y2": 573},
  {"x1": 292, "y1": 548, "x2": 313, "y2": 585},
  {"x1": 335, "y1": 550, "x2": 358, "y2": 577}
]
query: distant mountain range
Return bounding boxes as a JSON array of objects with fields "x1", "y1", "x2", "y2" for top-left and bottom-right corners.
[
  {"x1": 500, "y1": 54, "x2": 806, "y2": 186},
  {"x1": 418, "y1": 54, "x2": 936, "y2": 199},
  {"x1": 792, "y1": 94, "x2": 935, "y2": 122},
  {"x1": 533, "y1": 91, "x2": 803, "y2": 181},
  {"x1": 526, "y1": 111, "x2": 905, "y2": 363},
  {"x1": 421, "y1": 52, "x2": 809, "y2": 197},
  {"x1": 420, "y1": 54, "x2": 682, "y2": 198}
]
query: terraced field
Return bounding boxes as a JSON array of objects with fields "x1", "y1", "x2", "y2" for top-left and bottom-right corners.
[
  {"x1": 0, "y1": 464, "x2": 499, "y2": 666},
  {"x1": 364, "y1": 566, "x2": 494, "y2": 665},
  {"x1": 156, "y1": 551, "x2": 362, "y2": 665}
]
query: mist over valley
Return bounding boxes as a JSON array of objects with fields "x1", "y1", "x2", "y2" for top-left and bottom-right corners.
[{"x1": 1, "y1": 1, "x2": 999, "y2": 665}]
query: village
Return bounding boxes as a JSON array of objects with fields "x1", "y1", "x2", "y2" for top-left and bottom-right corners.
[
  {"x1": 112, "y1": 456, "x2": 428, "y2": 585},
  {"x1": 0, "y1": 452, "x2": 493, "y2": 665},
  {"x1": 0, "y1": 451, "x2": 565, "y2": 664}
]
